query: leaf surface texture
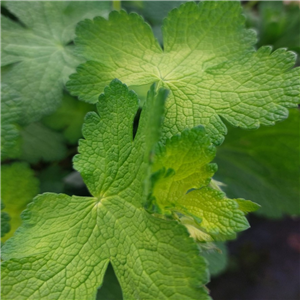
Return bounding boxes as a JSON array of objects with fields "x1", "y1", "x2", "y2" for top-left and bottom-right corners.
[
  {"x1": 1, "y1": 80, "x2": 210, "y2": 300},
  {"x1": 67, "y1": 1, "x2": 300, "y2": 144},
  {"x1": 215, "y1": 109, "x2": 300, "y2": 218},
  {"x1": 1, "y1": 1, "x2": 110, "y2": 123}
]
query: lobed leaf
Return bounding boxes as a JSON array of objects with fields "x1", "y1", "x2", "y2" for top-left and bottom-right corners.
[
  {"x1": 1, "y1": 1, "x2": 110, "y2": 124},
  {"x1": 151, "y1": 127, "x2": 253, "y2": 241},
  {"x1": 1, "y1": 80, "x2": 210, "y2": 300},
  {"x1": 67, "y1": 1, "x2": 300, "y2": 145}
]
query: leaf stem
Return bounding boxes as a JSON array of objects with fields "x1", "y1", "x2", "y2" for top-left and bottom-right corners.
[{"x1": 112, "y1": 1, "x2": 121, "y2": 11}]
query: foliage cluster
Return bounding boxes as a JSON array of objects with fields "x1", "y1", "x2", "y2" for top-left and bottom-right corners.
[{"x1": 1, "y1": 1, "x2": 299, "y2": 299}]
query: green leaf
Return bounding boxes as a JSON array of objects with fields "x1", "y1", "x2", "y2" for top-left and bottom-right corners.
[
  {"x1": 147, "y1": 1, "x2": 185, "y2": 25},
  {"x1": 2, "y1": 80, "x2": 210, "y2": 300},
  {"x1": 235, "y1": 199, "x2": 260, "y2": 215},
  {"x1": 200, "y1": 242, "x2": 228, "y2": 277},
  {"x1": 151, "y1": 127, "x2": 251, "y2": 241},
  {"x1": 67, "y1": 1, "x2": 300, "y2": 145},
  {"x1": 43, "y1": 93, "x2": 95, "y2": 144},
  {"x1": 215, "y1": 108, "x2": 300, "y2": 218},
  {"x1": 122, "y1": 0, "x2": 144, "y2": 10},
  {"x1": 122, "y1": 1, "x2": 185, "y2": 43},
  {"x1": 1, "y1": 202, "x2": 11, "y2": 239},
  {"x1": 20, "y1": 123, "x2": 67, "y2": 164},
  {"x1": 1, "y1": 162, "x2": 39, "y2": 242},
  {"x1": 1, "y1": 1, "x2": 110, "y2": 124},
  {"x1": 1, "y1": 84, "x2": 22, "y2": 160},
  {"x1": 246, "y1": 1, "x2": 300, "y2": 58},
  {"x1": 38, "y1": 165, "x2": 69, "y2": 194}
]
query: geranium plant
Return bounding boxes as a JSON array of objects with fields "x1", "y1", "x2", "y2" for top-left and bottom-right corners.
[{"x1": 1, "y1": 1, "x2": 299, "y2": 299}]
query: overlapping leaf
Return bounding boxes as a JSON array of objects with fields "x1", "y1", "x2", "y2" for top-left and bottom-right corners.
[
  {"x1": 1, "y1": 84, "x2": 22, "y2": 160},
  {"x1": 43, "y1": 93, "x2": 95, "y2": 144},
  {"x1": 151, "y1": 127, "x2": 258, "y2": 241},
  {"x1": 1, "y1": 162, "x2": 39, "y2": 242},
  {"x1": 20, "y1": 123, "x2": 67, "y2": 164},
  {"x1": 245, "y1": 1, "x2": 300, "y2": 62},
  {"x1": 1, "y1": 203, "x2": 11, "y2": 239},
  {"x1": 67, "y1": 1, "x2": 300, "y2": 145},
  {"x1": 215, "y1": 109, "x2": 300, "y2": 218},
  {"x1": 1, "y1": 80, "x2": 211, "y2": 300},
  {"x1": 1, "y1": 1, "x2": 110, "y2": 124}
]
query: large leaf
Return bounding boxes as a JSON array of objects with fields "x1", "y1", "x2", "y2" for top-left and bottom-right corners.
[
  {"x1": 1, "y1": 1, "x2": 110, "y2": 124},
  {"x1": 215, "y1": 109, "x2": 300, "y2": 218},
  {"x1": 67, "y1": 1, "x2": 299, "y2": 145},
  {"x1": 1, "y1": 80, "x2": 211, "y2": 300}
]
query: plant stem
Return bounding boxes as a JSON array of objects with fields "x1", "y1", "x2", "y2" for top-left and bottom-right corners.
[{"x1": 112, "y1": 0, "x2": 121, "y2": 10}]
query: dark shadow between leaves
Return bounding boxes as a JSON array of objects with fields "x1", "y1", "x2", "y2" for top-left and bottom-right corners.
[
  {"x1": 96, "y1": 263, "x2": 123, "y2": 300},
  {"x1": 132, "y1": 107, "x2": 142, "y2": 140}
]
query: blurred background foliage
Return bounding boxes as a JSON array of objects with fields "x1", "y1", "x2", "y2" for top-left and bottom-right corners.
[
  {"x1": 244, "y1": 1, "x2": 300, "y2": 64},
  {"x1": 1, "y1": 1, "x2": 299, "y2": 299}
]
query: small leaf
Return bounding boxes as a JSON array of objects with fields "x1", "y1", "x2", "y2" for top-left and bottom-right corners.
[
  {"x1": 235, "y1": 199, "x2": 260, "y2": 214},
  {"x1": 2, "y1": 1, "x2": 110, "y2": 123},
  {"x1": 151, "y1": 127, "x2": 253, "y2": 241},
  {"x1": 1, "y1": 202, "x2": 11, "y2": 239}
]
